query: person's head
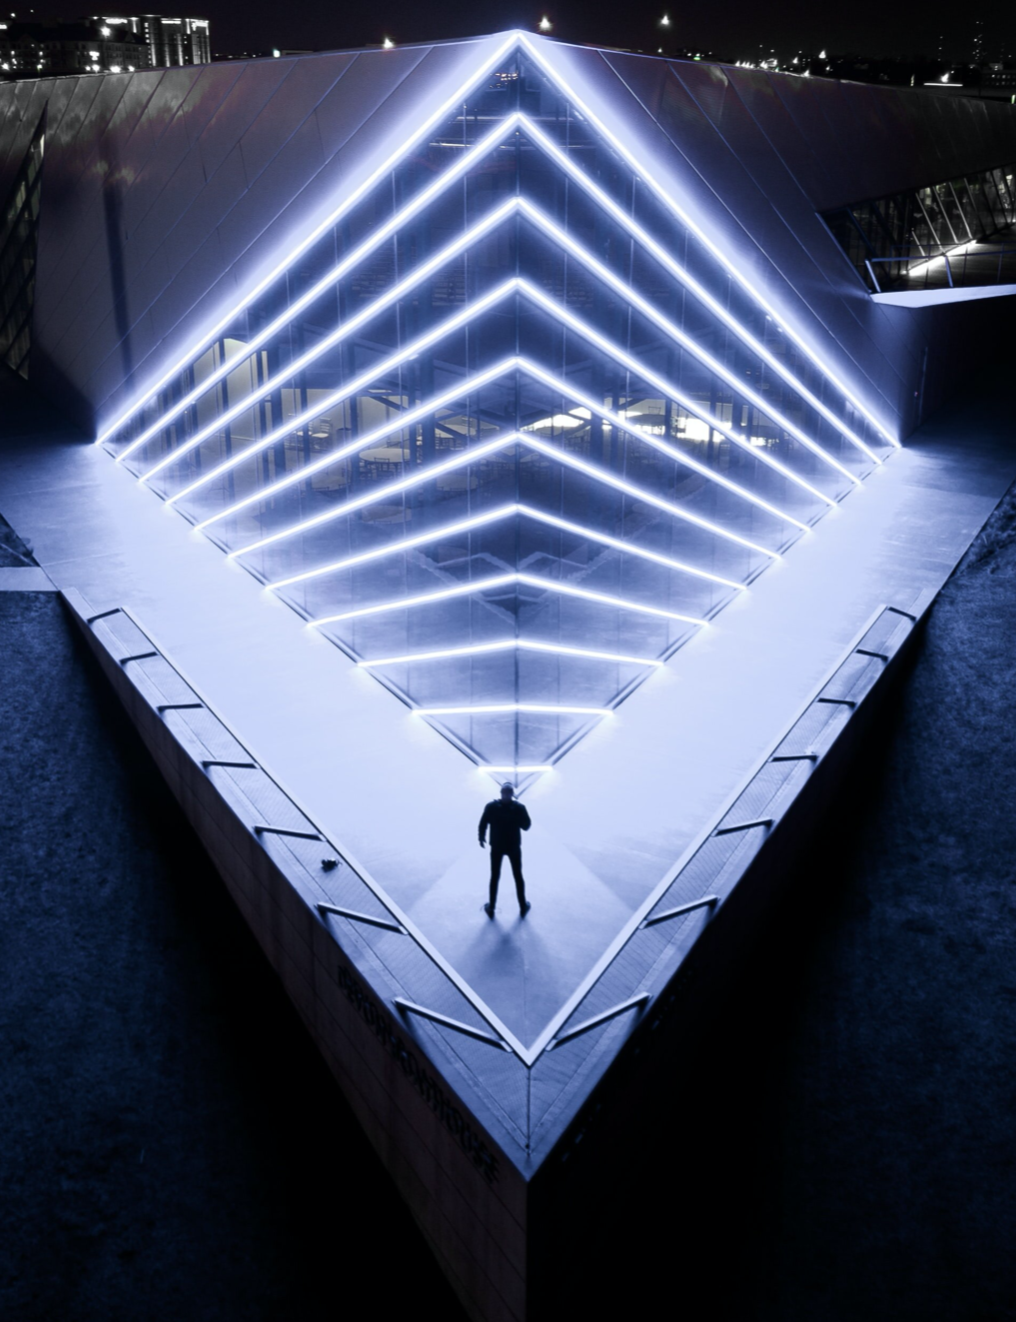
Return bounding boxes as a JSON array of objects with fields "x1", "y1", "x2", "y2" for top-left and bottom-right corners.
[{"x1": 500, "y1": 782, "x2": 515, "y2": 802}]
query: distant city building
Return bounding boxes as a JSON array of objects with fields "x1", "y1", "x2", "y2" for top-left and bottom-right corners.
[
  {"x1": 0, "y1": 13, "x2": 209, "y2": 79},
  {"x1": 0, "y1": 16, "x2": 149, "y2": 77},
  {"x1": 98, "y1": 15, "x2": 211, "y2": 69}
]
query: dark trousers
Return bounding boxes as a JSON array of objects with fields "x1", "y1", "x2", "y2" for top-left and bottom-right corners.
[{"x1": 489, "y1": 847, "x2": 526, "y2": 910}]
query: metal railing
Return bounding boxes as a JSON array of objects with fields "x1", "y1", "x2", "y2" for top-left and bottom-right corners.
[{"x1": 866, "y1": 242, "x2": 1016, "y2": 292}]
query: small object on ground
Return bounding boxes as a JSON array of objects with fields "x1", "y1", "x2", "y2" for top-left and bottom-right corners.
[{"x1": 321, "y1": 857, "x2": 339, "y2": 871}]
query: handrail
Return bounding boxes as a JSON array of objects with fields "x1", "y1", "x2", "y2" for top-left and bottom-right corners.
[{"x1": 866, "y1": 243, "x2": 1016, "y2": 292}]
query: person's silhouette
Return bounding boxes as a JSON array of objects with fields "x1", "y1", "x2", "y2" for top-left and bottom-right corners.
[{"x1": 478, "y1": 782, "x2": 531, "y2": 919}]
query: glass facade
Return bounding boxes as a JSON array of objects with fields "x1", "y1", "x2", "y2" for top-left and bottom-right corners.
[
  {"x1": 823, "y1": 164, "x2": 1016, "y2": 289},
  {"x1": 0, "y1": 115, "x2": 44, "y2": 378},
  {"x1": 103, "y1": 52, "x2": 895, "y2": 775}
]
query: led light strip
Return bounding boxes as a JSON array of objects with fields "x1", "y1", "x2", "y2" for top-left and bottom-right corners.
[
  {"x1": 129, "y1": 194, "x2": 521, "y2": 478},
  {"x1": 517, "y1": 114, "x2": 890, "y2": 460},
  {"x1": 95, "y1": 32, "x2": 521, "y2": 448},
  {"x1": 229, "y1": 406, "x2": 779, "y2": 564},
  {"x1": 310, "y1": 571, "x2": 706, "y2": 626},
  {"x1": 415, "y1": 703, "x2": 610, "y2": 715},
  {"x1": 160, "y1": 282, "x2": 515, "y2": 504},
  {"x1": 150, "y1": 277, "x2": 514, "y2": 495},
  {"x1": 516, "y1": 504, "x2": 744, "y2": 591},
  {"x1": 165, "y1": 270, "x2": 816, "y2": 536},
  {"x1": 518, "y1": 279, "x2": 849, "y2": 498},
  {"x1": 199, "y1": 306, "x2": 813, "y2": 553},
  {"x1": 223, "y1": 358, "x2": 792, "y2": 564},
  {"x1": 196, "y1": 360, "x2": 516, "y2": 530},
  {"x1": 522, "y1": 433, "x2": 779, "y2": 558},
  {"x1": 517, "y1": 200, "x2": 860, "y2": 484},
  {"x1": 518, "y1": 38, "x2": 899, "y2": 449},
  {"x1": 267, "y1": 506, "x2": 519, "y2": 590},
  {"x1": 228, "y1": 430, "x2": 522, "y2": 557},
  {"x1": 219, "y1": 434, "x2": 514, "y2": 553},
  {"x1": 479, "y1": 765, "x2": 552, "y2": 774},
  {"x1": 267, "y1": 500, "x2": 744, "y2": 594},
  {"x1": 121, "y1": 180, "x2": 847, "y2": 507},
  {"x1": 101, "y1": 38, "x2": 895, "y2": 471},
  {"x1": 357, "y1": 638, "x2": 665, "y2": 667}
]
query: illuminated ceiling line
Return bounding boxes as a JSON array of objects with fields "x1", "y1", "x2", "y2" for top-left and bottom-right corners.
[
  {"x1": 104, "y1": 63, "x2": 891, "y2": 478},
  {"x1": 516, "y1": 364, "x2": 807, "y2": 533},
  {"x1": 518, "y1": 114, "x2": 890, "y2": 461},
  {"x1": 518, "y1": 35, "x2": 899, "y2": 449},
  {"x1": 119, "y1": 180, "x2": 845, "y2": 496},
  {"x1": 188, "y1": 296, "x2": 818, "y2": 543},
  {"x1": 357, "y1": 638, "x2": 665, "y2": 667},
  {"x1": 203, "y1": 329, "x2": 809, "y2": 559},
  {"x1": 266, "y1": 501, "x2": 745, "y2": 593},
  {"x1": 94, "y1": 30, "x2": 522, "y2": 448},
  {"x1": 153, "y1": 255, "x2": 829, "y2": 527},
  {"x1": 117, "y1": 157, "x2": 524, "y2": 468},
  {"x1": 516, "y1": 201, "x2": 862, "y2": 485},
  {"x1": 192, "y1": 361, "x2": 516, "y2": 529},
  {"x1": 517, "y1": 279, "x2": 849, "y2": 498},
  {"x1": 160, "y1": 282, "x2": 518, "y2": 505},
  {"x1": 144, "y1": 257, "x2": 518, "y2": 491},
  {"x1": 521, "y1": 433, "x2": 784, "y2": 555},
  {"x1": 413, "y1": 704, "x2": 610, "y2": 715},
  {"x1": 227, "y1": 413, "x2": 783, "y2": 563},
  {"x1": 309, "y1": 571, "x2": 707, "y2": 626}
]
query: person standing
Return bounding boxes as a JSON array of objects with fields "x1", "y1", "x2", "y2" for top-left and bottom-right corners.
[{"x1": 478, "y1": 782, "x2": 531, "y2": 919}]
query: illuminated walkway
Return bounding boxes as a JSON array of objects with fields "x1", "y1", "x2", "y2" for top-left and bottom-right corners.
[{"x1": 1, "y1": 369, "x2": 1014, "y2": 1043}]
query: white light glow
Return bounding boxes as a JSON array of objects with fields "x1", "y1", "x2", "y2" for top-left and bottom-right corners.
[
  {"x1": 517, "y1": 367, "x2": 790, "y2": 553},
  {"x1": 117, "y1": 135, "x2": 523, "y2": 466},
  {"x1": 143, "y1": 206, "x2": 520, "y2": 489},
  {"x1": 266, "y1": 507, "x2": 519, "y2": 591},
  {"x1": 267, "y1": 499, "x2": 744, "y2": 595},
  {"x1": 94, "y1": 32, "x2": 521, "y2": 447},
  {"x1": 358, "y1": 639, "x2": 665, "y2": 667},
  {"x1": 519, "y1": 38, "x2": 898, "y2": 445},
  {"x1": 415, "y1": 703, "x2": 609, "y2": 715},
  {"x1": 312, "y1": 573, "x2": 516, "y2": 623},
  {"x1": 515, "y1": 107, "x2": 893, "y2": 455},
  {"x1": 515, "y1": 504, "x2": 744, "y2": 590},
  {"x1": 226, "y1": 428, "x2": 520, "y2": 557},
  {"x1": 906, "y1": 239, "x2": 979, "y2": 279},
  {"x1": 221, "y1": 355, "x2": 789, "y2": 565},
  {"x1": 480, "y1": 765, "x2": 552, "y2": 773},
  {"x1": 309, "y1": 570, "x2": 706, "y2": 627},
  {"x1": 161, "y1": 282, "x2": 516, "y2": 503},
  {"x1": 516, "y1": 199, "x2": 856, "y2": 490},
  {"x1": 200, "y1": 360, "x2": 517, "y2": 532},
  {"x1": 517, "y1": 278, "x2": 850, "y2": 499}
]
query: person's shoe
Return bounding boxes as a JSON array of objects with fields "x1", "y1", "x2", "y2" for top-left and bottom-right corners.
[
  {"x1": 484, "y1": 902, "x2": 495, "y2": 919},
  {"x1": 520, "y1": 900, "x2": 532, "y2": 918}
]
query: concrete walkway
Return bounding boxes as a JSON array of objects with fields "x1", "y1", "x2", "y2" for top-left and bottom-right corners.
[{"x1": 2, "y1": 371, "x2": 1014, "y2": 1044}]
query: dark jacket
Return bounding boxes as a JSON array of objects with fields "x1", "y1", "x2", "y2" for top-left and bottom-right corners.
[{"x1": 479, "y1": 799, "x2": 531, "y2": 852}]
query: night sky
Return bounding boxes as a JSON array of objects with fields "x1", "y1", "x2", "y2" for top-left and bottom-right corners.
[{"x1": 8, "y1": 0, "x2": 1015, "y2": 65}]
